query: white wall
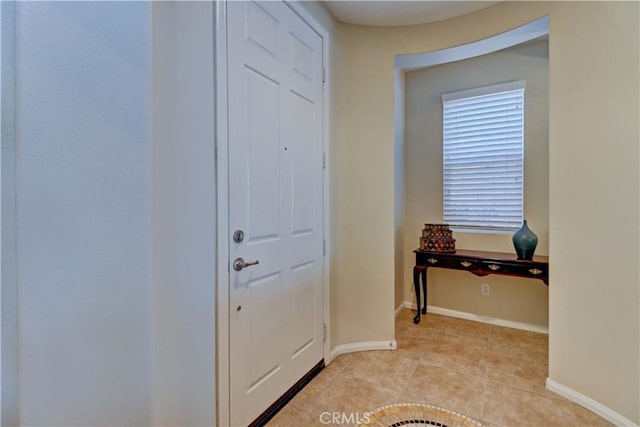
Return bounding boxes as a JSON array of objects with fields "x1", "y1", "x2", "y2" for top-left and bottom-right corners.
[
  {"x1": 403, "y1": 39, "x2": 549, "y2": 326},
  {"x1": 8, "y1": 2, "x2": 218, "y2": 425},
  {"x1": 394, "y1": 70, "x2": 406, "y2": 310},
  {"x1": 151, "y1": 2, "x2": 216, "y2": 426},
  {"x1": 1, "y1": 2, "x2": 19, "y2": 425},
  {"x1": 14, "y1": 2, "x2": 152, "y2": 425}
]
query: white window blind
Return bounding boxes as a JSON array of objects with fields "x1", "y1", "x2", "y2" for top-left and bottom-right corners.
[{"x1": 442, "y1": 81, "x2": 525, "y2": 231}]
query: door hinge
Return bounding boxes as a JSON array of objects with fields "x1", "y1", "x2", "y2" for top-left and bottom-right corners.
[
  {"x1": 322, "y1": 67, "x2": 326, "y2": 84},
  {"x1": 323, "y1": 323, "x2": 327, "y2": 342},
  {"x1": 323, "y1": 239, "x2": 326, "y2": 257},
  {"x1": 322, "y1": 152, "x2": 326, "y2": 170}
]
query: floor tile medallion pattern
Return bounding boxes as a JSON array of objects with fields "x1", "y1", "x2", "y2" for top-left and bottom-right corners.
[{"x1": 362, "y1": 403, "x2": 484, "y2": 427}]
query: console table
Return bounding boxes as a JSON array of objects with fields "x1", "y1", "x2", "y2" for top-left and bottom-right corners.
[{"x1": 412, "y1": 249, "x2": 549, "y2": 324}]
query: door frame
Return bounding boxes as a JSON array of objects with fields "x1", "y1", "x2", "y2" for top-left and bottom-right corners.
[{"x1": 214, "y1": 2, "x2": 331, "y2": 425}]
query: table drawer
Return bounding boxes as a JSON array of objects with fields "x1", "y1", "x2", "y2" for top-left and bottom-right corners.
[
  {"x1": 416, "y1": 254, "x2": 476, "y2": 270},
  {"x1": 480, "y1": 260, "x2": 547, "y2": 279}
]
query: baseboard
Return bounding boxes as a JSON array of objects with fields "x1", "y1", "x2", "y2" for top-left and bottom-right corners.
[
  {"x1": 395, "y1": 303, "x2": 405, "y2": 318},
  {"x1": 329, "y1": 340, "x2": 397, "y2": 361},
  {"x1": 546, "y1": 378, "x2": 638, "y2": 426},
  {"x1": 402, "y1": 301, "x2": 548, "y2": 334}
]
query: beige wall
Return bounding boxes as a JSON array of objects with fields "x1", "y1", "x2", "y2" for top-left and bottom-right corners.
[
  {"x1": 321, "y1": 0, "x2": 638, "y2": 422},
  {"x1": 329, "y1": 19, "x2": 399, "y2": 345},
  {"x1": 329, "y1": 0, "x2": 554, "y2": 346},
  {"x1": 548, "y1": 2, "x2": 639, "y2": 423},
  {"x1": 403, "y1": 40, "x2": 550, "y2": 326}
]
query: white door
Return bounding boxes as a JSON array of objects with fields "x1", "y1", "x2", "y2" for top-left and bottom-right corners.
[{"x1": 227, "y1": 1, "x2": 324, "y2": 425}]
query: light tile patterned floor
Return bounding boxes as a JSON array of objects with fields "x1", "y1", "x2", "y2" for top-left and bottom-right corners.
[{"x1": 267, "y1": 309, "x2": 611, "y2": 427}]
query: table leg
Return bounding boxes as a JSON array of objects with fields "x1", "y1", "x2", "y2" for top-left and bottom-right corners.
[
  {"x1": 413, "y1": 266, "x2": 421, "y2": 324},
  {"x1": 421, "y1": 268, "x2": 427, "y2": 315}
]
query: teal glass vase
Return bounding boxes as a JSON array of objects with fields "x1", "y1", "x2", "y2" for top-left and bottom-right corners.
[{"x1": 512, "y1": 220, "x2": 538, "y2": 260}]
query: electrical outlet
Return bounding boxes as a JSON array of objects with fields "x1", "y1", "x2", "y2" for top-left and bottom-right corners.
[{"x1": 481, "y1": 283, "x2": 490, "y2": 296}]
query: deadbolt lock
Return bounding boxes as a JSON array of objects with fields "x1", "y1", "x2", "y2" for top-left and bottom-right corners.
[{"x1": 233, "y1": 230, "x2": 245, "y2": 244}]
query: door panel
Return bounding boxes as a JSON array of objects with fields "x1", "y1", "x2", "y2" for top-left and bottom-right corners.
[
  {"x1": 246, "y1": 2, "x2": 279, "y2": 57},
  {"x1": 246, "y1": 69, "x2": 281, "y2": 240},
  {"x1": 290, "y1": 261, "x2": 317, "y2": 358},
  {"x1": 227, "y1": 1, "x2": 324, "y2": 425},
  {"x1": 291, "y1": 93, "x2": 316, "y2": 235},
  {"x1": 247, "y1": 272, "x2": 282, "y2": 389}
]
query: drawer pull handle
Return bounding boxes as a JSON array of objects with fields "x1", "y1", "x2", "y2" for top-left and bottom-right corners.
[
  {"x1": 460, "y1": 261, "x2": 472, "y2": 267},
  {"x1": 529, "y1": 268, "x2": 543, "y2": 275},
  {"x1": 487, "y1": 264, "x2": 500, "y2": 271},
  {"x1": 427, "y1": 258, "x2": 438, "y2": 264}
]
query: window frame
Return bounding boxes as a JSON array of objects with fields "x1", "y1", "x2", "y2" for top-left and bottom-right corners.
[{"x1": 441, "y1": 80, "x2": 526, "y2": 233}]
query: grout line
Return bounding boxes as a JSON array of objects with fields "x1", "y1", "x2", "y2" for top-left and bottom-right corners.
[
  {"x1": 486, "y1": 378, "x2": 550, "y2": 399},
  {"x1": 479, "y1": 370, "x2": 488, "y2": 421},
  {"x1": 488, "y1": 325, "x2": 495, "y2": 350},
  {"x1": 320, "y1": 356, "x2": 353, "y2": 391}
]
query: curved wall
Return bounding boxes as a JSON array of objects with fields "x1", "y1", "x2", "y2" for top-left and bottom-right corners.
[
  {"x1": 330, "y1": 1, "x2": 638, "y2": 423},
  {"x1": 403, "y1": 39, "x2": 550, "y2": 327},
  {"x1": 546, "y1": 3, "x2": 638, "y2": 423}
]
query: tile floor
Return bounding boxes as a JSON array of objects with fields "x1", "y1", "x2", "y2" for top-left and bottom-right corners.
[{"x1": 267, "y1": 309, "x2": 611, "y2": 427}]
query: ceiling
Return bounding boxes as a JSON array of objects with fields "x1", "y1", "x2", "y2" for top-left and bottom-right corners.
[{"x1": 322, "y1": 1, "x2": 500, "y2": 27}]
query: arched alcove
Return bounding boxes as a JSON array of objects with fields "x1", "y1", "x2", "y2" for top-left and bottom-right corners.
[{"x1": 393, "y1": 17, "x2": 550, "y2": 325}]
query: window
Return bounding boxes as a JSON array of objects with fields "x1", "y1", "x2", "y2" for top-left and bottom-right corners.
[{"x1": 442, "y1": 81, "x2": 525, "y2": 231}]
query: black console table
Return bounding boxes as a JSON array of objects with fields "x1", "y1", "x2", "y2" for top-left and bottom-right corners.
[{"x1": 412, "y1": 249, "x2": 549, "y2": 324}]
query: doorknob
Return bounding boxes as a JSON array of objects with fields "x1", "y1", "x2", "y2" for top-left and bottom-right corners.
[{"x1": 233, "y1": 257, "x2": 260, "y2": 271}]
